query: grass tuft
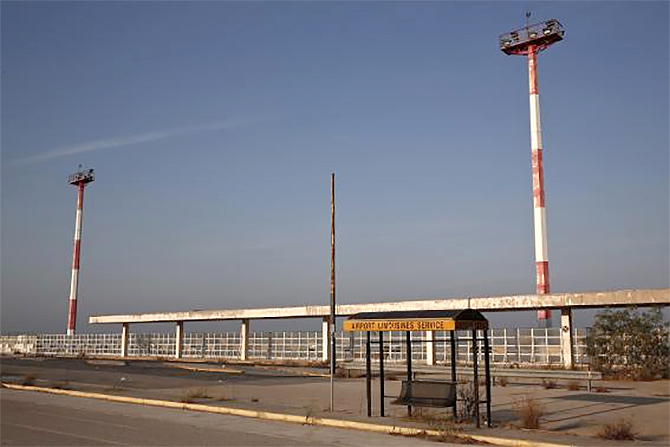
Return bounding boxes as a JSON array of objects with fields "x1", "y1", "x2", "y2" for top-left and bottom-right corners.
[
  {"x1": 180, "y1": 388, "x2": 211, "y2": 403},
  {"x1": 598, "y1": 419, "x2": 637, "y2": 440},
  {"x1": 541, "y1": 379, "x2": 558, "y2": 389},
  {"x1": 424, "y1": 414, "x2": 460, "y2": 442},
  {"x1": 514, "y1": 396, "x2": 543, "y2": 429},
  {"x1": 566, "y1": 380, "x2": 580, "y2": 391},
  {"x1": 20, "y1": 373, "x2": 36, "y2": 386},
  {"x1": 401, "y1": 413, "x2": 487, "y2": 444},
  {"x1": 51, "y1": 380, "x2": 70, "y2": 390},
  {"x1": 214, "y1": 392, "x2": 234, "y2": 402}
]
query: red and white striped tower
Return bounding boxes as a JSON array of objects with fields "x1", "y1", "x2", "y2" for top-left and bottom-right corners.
[
  {"x1": 500, "y1": 17, "x2": 564, "y2": 325},
  {"x1": 66, "y1": 167, "x2": 95, "y2": 335},
  {"x1": 528, "y1": 45, "x2": 550, "y2": 299}
]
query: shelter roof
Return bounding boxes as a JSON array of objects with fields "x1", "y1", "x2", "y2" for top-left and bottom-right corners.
[{"x1": 347, "y1": 309, "x2": 486, "y2": 321}]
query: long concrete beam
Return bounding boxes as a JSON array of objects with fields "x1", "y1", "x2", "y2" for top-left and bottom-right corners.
[{"x1": 89, "y1": 288, "x2": 669, "y2": 325}]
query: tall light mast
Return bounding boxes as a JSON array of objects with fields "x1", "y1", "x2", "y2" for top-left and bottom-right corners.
[
  {"x1": 66, "y1": 166, "x2": 95, "y2": 335},
  {"x1": 500, "y1": 16, "x2": 564, "y2": 325},
  {"x1": 329, "y1": 171, "x2": 336, "y2": 411}
]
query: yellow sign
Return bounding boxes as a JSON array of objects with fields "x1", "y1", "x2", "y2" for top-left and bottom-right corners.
[{"x1": 343, "y1": 319, "x2": 456, "y2": 332}]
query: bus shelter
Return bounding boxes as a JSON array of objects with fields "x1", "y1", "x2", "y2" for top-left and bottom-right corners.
[{"x1": 343, "y1": 309, "x2": 491, "y2": 427}]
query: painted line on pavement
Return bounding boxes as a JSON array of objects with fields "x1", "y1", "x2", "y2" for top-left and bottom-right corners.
[
  {"x1": 254, "y1": 365, "x2": 329, "y2": 377},
  {"x1": 169, "y1": 364, "x2": 245, "y2": 374}
]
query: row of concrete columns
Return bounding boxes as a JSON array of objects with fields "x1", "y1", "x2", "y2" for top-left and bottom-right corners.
[{"x1": 117, "y1": 309, "x2": 575, "y2": 368}]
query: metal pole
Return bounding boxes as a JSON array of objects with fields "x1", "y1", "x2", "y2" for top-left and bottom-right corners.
[
  {"x1": 528, "y1": 45, "x2": 551, "y2": 326},
  {"x1": 67, "y1": 183, "x2": 86, "y2": 335},
  {"x1": 366, "y1": 331, "x2": 372, "y2": 417},
  {"x1": 379, "y1": 331, "x2": 385, "y2": 417},
  {"x1": 450, "y1": 330, "x2": 457, "y2": 419},
  {"x1": 472, "y1": 329, "x2": 480, "y2": 428},
  {"x1": 483, "y1": 329, "x2": 492, "y2": 427},
  {"x1": 329, "y1": 172, "x2": 336, "y2": 412},
  {"x1": 406, "y1": 331, "x2": 413, "y2": 417}
]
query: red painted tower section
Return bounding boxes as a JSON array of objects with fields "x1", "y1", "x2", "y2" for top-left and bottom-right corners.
[
  {"x1": 66, "y1": 167, "x2": 94, "y2": 335},
  {"x1": 500, "y1": 18, "x2": 564, "y2": 325}
]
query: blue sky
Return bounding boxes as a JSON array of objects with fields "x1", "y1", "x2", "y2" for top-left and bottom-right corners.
[{"x1": 1, "y1": 1, "x2": 668, "y2": 334}]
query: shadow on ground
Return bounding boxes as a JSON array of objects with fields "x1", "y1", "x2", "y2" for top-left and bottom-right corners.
[{"x1": 554, "y1": 393, "x2": 668, "y2": 406}]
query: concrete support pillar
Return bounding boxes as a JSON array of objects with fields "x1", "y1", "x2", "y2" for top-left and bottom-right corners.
[
  {"x1": 175, "y1": 321, "x2": 184, "y2": 359},
  {"x1": 560, "y1": 307, "x2": 574, "y2": 369},
  {"x1": 240, "y1": 319, "x2": 250, "y2": 361},
  {"x1": 425, "y1": 331, "x2": 435, "y2": 366},
  {"x1": 121, "y1": 323, "x2": 129, "y2": 358},
  {"x1": 322, "y1": 317, "x2": 330, "y2": 362}
]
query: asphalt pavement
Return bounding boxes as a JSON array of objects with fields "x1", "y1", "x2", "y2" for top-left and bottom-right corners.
[
  {"x1": 1, "y1": 388, "x2": 446, "y2": 446},
  {"x1": 1, "y1": 356, "x2": 668, "y2": 446}
]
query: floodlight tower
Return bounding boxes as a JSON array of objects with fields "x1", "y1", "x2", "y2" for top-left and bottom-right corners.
[
  {"x1": 66, "y1": 166, "x2": 95, "y2": 335},
  {"x1": 500, "y1": 17, "x2": 564, "y2": 326}
]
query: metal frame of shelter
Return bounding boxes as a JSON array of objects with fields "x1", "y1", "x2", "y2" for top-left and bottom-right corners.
[{"x1": 344, "y1": 309, "x2": 492, "y2": 428}]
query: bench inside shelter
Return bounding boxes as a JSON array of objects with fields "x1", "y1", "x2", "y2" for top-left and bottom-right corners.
[{"x1": 393, "y1": 379, "x2": 456, "y2": 408}]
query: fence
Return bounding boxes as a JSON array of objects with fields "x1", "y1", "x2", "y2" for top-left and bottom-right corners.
[
  {"x1": 336, "y1": 328, "x2": 589, "y2": 365},
  {"x1": 33, "y1": 334, "x2": 123, "y2": 357},
  {"x1": 0, "y1": 327, "x2": 590, "y2": 366}
]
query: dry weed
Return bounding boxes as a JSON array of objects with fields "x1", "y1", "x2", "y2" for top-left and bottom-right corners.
[
  {"x1": 566, "y1": 380, "x2": 580, "y2": 391},
  {"x1": 20, "y1": 373, "x2": 36, "y2": 386},
  {"x1": 514, "y1": 396, "x2": 543, "y2": 429},
  {"x1": 180, "y1": 388, "x2": 211, "y2": 403},
  {"x1": 542, "y1": 379, "x2": 558, "y2": 389},
  {"x1": 598, "y1": 419, "x2": 637, "y2": 440}
]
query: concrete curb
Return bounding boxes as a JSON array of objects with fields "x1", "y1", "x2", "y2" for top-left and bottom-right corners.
[{"x1": 1, "y1": 383, "x2": 574, "y2": 447}]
